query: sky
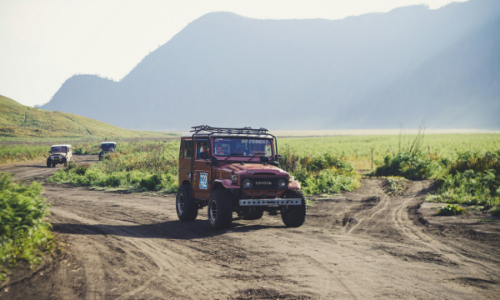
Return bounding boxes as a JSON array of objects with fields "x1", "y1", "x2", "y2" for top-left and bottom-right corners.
[{"x1": 0, "y1": 0, "x2": 467, "y2": 107}]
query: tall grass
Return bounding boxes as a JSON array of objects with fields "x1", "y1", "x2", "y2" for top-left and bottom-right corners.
[
  {"x1": 280, "y1": 146, "x2": 361, "y2": 195},
  {"x1": 0, "y1": 173, "x2": 53, "y2": 280},
  {"x1": 0, "y1": 145, "x2": 49, "y2": 165},
  {"x1": 426, "y1": 151, "x2": 500, "y2": 213}
]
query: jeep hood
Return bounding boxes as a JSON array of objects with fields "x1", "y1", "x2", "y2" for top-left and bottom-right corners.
[{"x1": 216, "y1": 163, "x2": 288, "y2": 176}]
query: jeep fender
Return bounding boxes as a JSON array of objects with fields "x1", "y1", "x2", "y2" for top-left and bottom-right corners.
[
  {"x1": 288, "y1": 180, "x2": 301, "y2": 190},
  {"x1": 214, "y1": 179, "x2": 239, "y2": 189}
]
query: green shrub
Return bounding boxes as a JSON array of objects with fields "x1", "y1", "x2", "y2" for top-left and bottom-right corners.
[
  {"x1": 449, "y1": 151, "x2": 500, "y2": 175},
  {"x1": 374, "y1": 150, "x2": 444, "y2": 180},
  {"x1": 75, "y1": 164, "x2": 89, "y2": 175},
  {"x1": 0, "y1": 173, "x2": 53, "y2": 280},
  {"x1": 280, "y1": 148, "x2": 360, "y2": 195},
  {"x1": 426, "y1": 151, "x2": 500, "y2": 214},
  {"x1": 386, "y1": 176, "x2": 409, "y2": 196},
  {"x1": 437, "y1": 204, "x2": 466, "y2": 216}
]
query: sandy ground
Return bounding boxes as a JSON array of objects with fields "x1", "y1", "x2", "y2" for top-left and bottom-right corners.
[{"x1": 0, "y1": 156, "x2": 499, "y2": 299}]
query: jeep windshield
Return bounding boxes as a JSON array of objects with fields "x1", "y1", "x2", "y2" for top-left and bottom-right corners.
[
  {"x1": 213, "y1": 138, "x2": 273, "y2": 158},
  {"x1": 51, "y1": 146, "x2": 67, "y2": 153},
  {"x1": 101, "y1": 143, "x2": 116, "y2": 150}
]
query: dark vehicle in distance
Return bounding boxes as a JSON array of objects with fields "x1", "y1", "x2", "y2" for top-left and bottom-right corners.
[
  {"x1": 176, "y1": 126, "x2": 305, "y2": 230},
  {"x1": 99, "y1": 142, "x2": 116, "y2": 161}
]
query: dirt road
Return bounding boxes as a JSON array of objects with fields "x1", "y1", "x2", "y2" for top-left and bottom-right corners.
[{"x1": 1, "y1": 157, "x2": 499, "y2": 299}]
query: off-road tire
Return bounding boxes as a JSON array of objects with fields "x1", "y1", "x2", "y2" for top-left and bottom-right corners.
[
  {"x1": 176, "y1": 184, "x2": 198, "y2": 221},
  {"x1": 52, "y1": 163, "x2": 56, "y2": 168},
  {"x1": 208, "y1": 189, "x2": 233, "y2": 230},
  {"x1": 242, "y1": 208, "x2": 264, "y2": 220},
  {"x1": 46, "y1": 159, "x2": 51, "y2": 168},
  {"x1": 281, "y1": 189, "x2": 306, "y2": 227}
]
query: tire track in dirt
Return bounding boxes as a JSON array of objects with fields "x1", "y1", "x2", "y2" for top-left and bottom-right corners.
[
  {"x1": 0, "y1": 155, "x2": 97, "y2": 181},
  {"x1": 50, "y1": 206, "x2": 242, "y2": 299},
  {"x1": 392, "y1": 181, "x2": 499, "y2": 281}
]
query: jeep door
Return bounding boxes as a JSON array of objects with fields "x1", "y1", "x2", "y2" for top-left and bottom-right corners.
[
  {"x1": 178, "y1": 139, "x2": 192, "y2": 187},
  {"x1": 192, "y1": 140, "x2": 211, "y2": 200}
]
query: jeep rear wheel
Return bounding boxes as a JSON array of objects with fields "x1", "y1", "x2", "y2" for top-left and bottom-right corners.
[
  {"x1": 208, "y1": 189, "x2": 233, "y2": 230},
  {"x1": 176, "y1": 184, "x2": 198, "y2": 221},
  {"x1": 281, "y1": 189, "x2": 306, "y2": 227}
]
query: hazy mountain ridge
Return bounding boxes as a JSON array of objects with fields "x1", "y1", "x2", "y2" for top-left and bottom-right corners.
[{"x1": 42, "y1": 0, "x2": 500, "y2": 130}]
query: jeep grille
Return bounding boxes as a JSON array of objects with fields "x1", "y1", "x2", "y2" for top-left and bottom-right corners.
[{"x1": 243, "y1": 177, "x2": 283, "y2": 189}]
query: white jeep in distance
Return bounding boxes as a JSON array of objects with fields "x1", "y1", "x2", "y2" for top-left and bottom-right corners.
[{"x1": 47, "y1": 144, "x2": 72, "y2": 168}]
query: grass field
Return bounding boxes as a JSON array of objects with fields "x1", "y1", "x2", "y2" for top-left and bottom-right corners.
[{"x1": 280, "y1": 133, "x2": 500, "y2": 170}]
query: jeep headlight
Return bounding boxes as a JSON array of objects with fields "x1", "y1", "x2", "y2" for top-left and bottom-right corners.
[
  {"x1": 231, "y1": 174, "x2": 238, "y2": 185},
  {"x1": 278, "y1": 179, "x2": 287, "y2": 189},
  {"x1": 242, "y1": 179, "x2": 252, "y2": 189}
]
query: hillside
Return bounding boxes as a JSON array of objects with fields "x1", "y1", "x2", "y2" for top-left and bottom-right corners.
[
  {"x1": 0, "y1": 95, "x2": 165, "y2": 138},
  {"x1": 41, "y1": 0, "x2": 500, "y2": 130}
]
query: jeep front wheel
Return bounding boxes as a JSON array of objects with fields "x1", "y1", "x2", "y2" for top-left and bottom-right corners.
[
  {"x1": 208, "y1": 189, "x2": 233, "y2": 230},
  {"x1": 47, "y1": 159, "x2": 51, "y2": 168},
  {"x1": 281, "y1": 189, "x2": 306, "y2": 227},
  {"x1": 176, "y1": 185, "x2": 198, "y2": 221}
]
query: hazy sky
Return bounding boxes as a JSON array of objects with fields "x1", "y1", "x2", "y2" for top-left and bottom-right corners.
[{"x1": 0, "y1": 0, "x2": 467, "y2": 107}]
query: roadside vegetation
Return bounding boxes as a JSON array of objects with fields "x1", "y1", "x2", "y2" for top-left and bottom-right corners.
[
  {"x1": 0, "y1": 137, "x2": 178, "y2": 165},
  {"x1": 0, "y1": 173, "x2": 53, "y2": 280},
  {"x1": 426, "y1": 151, "x2": 500, "y2": 215},
  {"x1": 279, "y1": 147, "x2": 361, "y2": 195},
  {"x1": 367, "y1": 131, "x2": 500, "y2": 215},
  {"x1": 437, "y1": 204, "x2": 467, "y2": 216},
  {"x1": 48, "y1": 141, "x2": 179, "y2": 194},
  {"x1": 45, "y1": 133, "x2": 499, "y2": 201}
]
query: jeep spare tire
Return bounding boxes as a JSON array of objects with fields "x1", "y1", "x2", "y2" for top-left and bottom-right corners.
[
  {"x1": 176, "y1": 184, "x2": 198, "y2": 221},
  {"x1": 208, "y1": 189, "x2": 233, "y2": 230}
]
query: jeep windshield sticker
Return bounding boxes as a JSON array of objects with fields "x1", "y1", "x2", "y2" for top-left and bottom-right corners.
[
  {"x1": 241, "y1": 139, "x2": 268, "y2": 144},
  {"x1": 200, "y1": 173, "x2": 208, "y2": 189},
  {"x1": 265, "y1": 141, "x2": 272, "y2": 157}
]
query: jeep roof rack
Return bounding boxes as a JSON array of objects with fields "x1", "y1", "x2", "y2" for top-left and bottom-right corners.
[
  {"x1": 188, "y1": 125, "x2": 279, "y2": 158},
  {"x1": 190, "y1": 125, "x2": 269, "y2": 135}
]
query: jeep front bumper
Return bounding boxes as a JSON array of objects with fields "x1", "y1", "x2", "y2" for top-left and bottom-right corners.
[{"x1": 239, "y1": 199, "x2": 302, "y2": 206}]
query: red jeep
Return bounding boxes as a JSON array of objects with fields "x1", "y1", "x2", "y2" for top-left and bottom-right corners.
[{"x1": 176, "y1": 126, "x2": 305, "y2": 230}]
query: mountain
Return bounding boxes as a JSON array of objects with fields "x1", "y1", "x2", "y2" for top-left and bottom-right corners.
[
  {"x1": 0, "y1": 95, "x2": 166, "y2": 138},
  {"x1": 42, "y1": 0, "x2": 500, "y2": 130}
]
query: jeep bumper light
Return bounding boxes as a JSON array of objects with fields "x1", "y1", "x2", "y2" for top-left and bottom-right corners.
[
  {"x1": 242, "y1": 179, "x2": 252, "y2": 189},
  {"x1": 231, "y1": 174, "x2": 238, "y2": 185}
]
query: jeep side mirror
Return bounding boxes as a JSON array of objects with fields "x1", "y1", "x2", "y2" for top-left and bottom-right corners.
[
  {"x1": 48, "y1": 151, "x2": 51, "y2": 154},
  {"x1": 276, "y1": 154, "x2": 282, "y2": 161}
]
